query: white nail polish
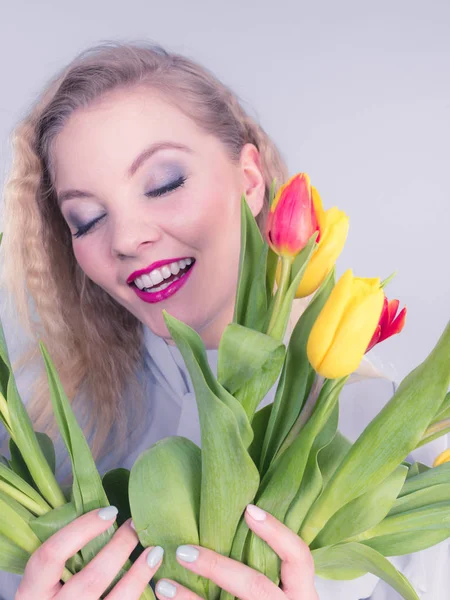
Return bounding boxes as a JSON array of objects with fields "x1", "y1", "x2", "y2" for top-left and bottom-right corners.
[
  {"x1": 156, "y1": 579, "x2": 177, "y2": 598},
  {"x1": 147, "y1": 546, "x2": 164, "y2": 568},
  {"x1": 130, "y1": 520, "x2": 136, "y2": 530},
  {"x1": 246, "y1": 504, "x2": 267, "y2": 521},
  {"x1": 98, "y1": 506, "x2": 118, "y2": 521}
]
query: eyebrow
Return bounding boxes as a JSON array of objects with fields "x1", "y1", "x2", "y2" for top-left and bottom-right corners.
[{"x1": 57, "y1": 141, "x2": 192, "y2": 205}]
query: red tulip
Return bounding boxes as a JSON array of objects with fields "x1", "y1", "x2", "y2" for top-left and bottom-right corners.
[
  {"x1": 266, "y1": 173, "x2": 320, "y2": 258},
  {"x1": 366, "y1": 296, "x2": 407, "y2": 353}
]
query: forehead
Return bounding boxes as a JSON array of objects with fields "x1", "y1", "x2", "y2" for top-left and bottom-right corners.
[{"x1": 51, "y1": 87, "x2": 208, "y2": 186}]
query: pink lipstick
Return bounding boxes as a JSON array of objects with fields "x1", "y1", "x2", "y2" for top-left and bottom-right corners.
[{"x1": 128, "y1": 258, "x2": 195, "y2": 304}]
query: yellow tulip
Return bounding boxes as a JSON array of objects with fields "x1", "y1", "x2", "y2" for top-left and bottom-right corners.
[
  {"x1": 307, "y1": 269, "x2": 384, "y2": 378},
  {"x1": 433, "y1": 448, "x2": 450, "y2": 467},
  {"x1": 275, "y1": 187, "x2": 349, "y2": 298}
]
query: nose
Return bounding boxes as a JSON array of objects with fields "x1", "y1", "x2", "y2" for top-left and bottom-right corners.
[{"x1": 110, "y1": 212, "x2": 161, "y2": 259}]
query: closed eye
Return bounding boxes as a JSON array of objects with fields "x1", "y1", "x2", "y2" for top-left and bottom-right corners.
[
  {"x1": 145, "y1": 175, "x2": 187, "y2": 198},
  {"x1": 72, "y1": 176, "x2": 187, "y2": 239}
]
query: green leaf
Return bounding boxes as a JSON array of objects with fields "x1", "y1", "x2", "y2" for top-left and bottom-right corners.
[
  {"x1": 39, "y1": 342, "x2": 112, "y2": 564},
  {"x1": 316, "y1": 430, "x2": 352, "y2": 488},
  {"x1": 399, "y1": 462, "x2": 450, "y2": 497},
  {"x1": 388, "y1": 483, "x2": 450, "y2": 516},
  {"x1": 246, "y1": 377, "x2": 347, "y2": 584},
  {"x1": 130, "y1": 437, "x2": 206, "y2": 597},
  {"x1": 0, "y1": 533, "x2": 30, "y2": 574},
  {"x1": 217, "y1": 324, "x2": 285, "y2": 420},
  {"x1": 0, "y1": 323, "x2": 65, "y2": 508},
  {"x1": 0, "y1": 461, "x2": 51, "y2": 515},
  {"x1": 103, "y1": 468, "x2": 131, "y2": 525},
  {"x1": 162, "y1": 311, "x2": 259, "y2": 600},
  {"x1": 313, "y1": 465, "x2": 408, "y2": 548},
  {"x1": 301, "y1": 321, "x2": 450, "y2": 545},
  {"x1": 248, "y1": 404, "x2": 272, "y2": 468},
  {"x1": 233, "y1": 195, "x2": 266, "y2": 329},
  {"x1": 312, "y1": 542, "x2": 419, "y2": 599},
  {"x1": 358, "y1": 502, "x2": 450, "y2": 555},
  {"x1": 0, "y1": 492, "x2": 41, "y2": 554},
  {"x1": 259, "y1": 268, "x2": 335, "y2": 475},
  {"x1": 284, "y1": 403, "x2": 339, "y2": 534},
  {"x1": 9, "y1": 432, "x2": 57, "y2": 492}
]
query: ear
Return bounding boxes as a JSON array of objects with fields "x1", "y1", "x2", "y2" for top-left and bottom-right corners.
[{"x1": 239, "y1": 143, "x2": 265, "y2": 217}]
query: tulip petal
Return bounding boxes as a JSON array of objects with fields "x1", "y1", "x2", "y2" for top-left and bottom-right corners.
[
  {"x1": 317, "y1": 285, "x2": 384, "y2": 378},
  {"x1": 307, "y1": 269, "x2": 354, "y2": 371},
  {"x1": 295, "y1": 207, "x2": 349, "y2": 298}
]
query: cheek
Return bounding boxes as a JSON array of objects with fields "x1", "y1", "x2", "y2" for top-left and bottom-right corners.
[{"x1": 72, "y1": 242, "x2": 102, "y2": 281}]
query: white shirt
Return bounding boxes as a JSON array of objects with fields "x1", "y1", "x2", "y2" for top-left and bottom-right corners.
[{"x1": 0, "y1": 325, "x2": 449, "y2": 599}]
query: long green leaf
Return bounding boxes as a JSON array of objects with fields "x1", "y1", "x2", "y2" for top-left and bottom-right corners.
[
  {"x1": 312, "y1": 542, "x2": 419, "y2": 599},
  {"x1": 163, "y1": 311, "x2": 259, "y2": 600},
  {"x1": 312, "y1": 465, "x2": 408, "y2": 548},
  {"x1": 284, "y1": 403, "x2": 339, "y2": 534},
  {"x1": 0, "y1": 533, "x2": 30, "y2": 574},
  {"x1": 218, "y1": 324, "x2": 285, "y2": 420},
  {"x1": 246, "y1": 377, "x2": 347, "y2": 583},
  {"x1": 130, "y1": 437, "x2": 205, "y2": 597},
  {"x1": 0, "y1": 462, "x2": 51, "y2": 514},
  {"x1": 399, "y1": 462, "x2": 450, "y2": 497},
  {"x1": 0, "y1": 329, "x2": 65, "y2": 507},
  {"x1": 233, "y1": 195, "x2": 265, "y2": 329},
  {"x1": 39, "y1": 342, "x2": 112, "y2": 564},
  {"x1": 301, "y1": 321, "x2": 450, "y2": 545},
  {"x1": 316, "y1": 430, "x2": 352, "y2": 488}
]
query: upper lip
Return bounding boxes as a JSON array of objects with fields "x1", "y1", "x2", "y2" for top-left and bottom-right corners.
[{"x1": 126, "y1": 257, "x2": 194, "y2": 285}]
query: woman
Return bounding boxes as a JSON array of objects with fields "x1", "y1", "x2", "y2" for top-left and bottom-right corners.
[{"x1": 0, "y1": 42, "x2": 447, "y2": 599}]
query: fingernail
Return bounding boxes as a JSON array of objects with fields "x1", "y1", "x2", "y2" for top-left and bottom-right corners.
[
  {"x1": 156, "y1": 579, "x2": 177, "y2": 598},
  {"x1": 176, "y1": 544, "x2": 199, "y2": 562},
  {"x1": 147, "y1": 545, "x2": 164, "y2": 568},
  {"x1": 98, "y1": 506, "x2": 118, "y2": 521},
  {"x1": 130, "y1": 520, "x2": 136, "y2": 530},
  {"x1": 246, "y1": 504, "x2": 267, "y2": 521}
]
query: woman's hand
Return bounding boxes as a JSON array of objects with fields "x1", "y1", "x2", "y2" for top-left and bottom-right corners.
[
  {"x1": 155, "y1": 504, "x2": 319, "y2": 599},
  {"x1": 15, "y1": 506, "x2": 162, "y2": 600}
]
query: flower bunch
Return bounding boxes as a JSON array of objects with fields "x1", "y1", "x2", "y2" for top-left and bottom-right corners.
[{"x1": 0, "y1": 175, "x2": 449, "y2": 600}]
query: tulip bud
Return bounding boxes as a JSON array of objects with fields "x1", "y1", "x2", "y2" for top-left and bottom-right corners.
[
  {"x1": 275, "y1": 186, "x2": 349, "y2": 297},
  {"x1": 307, "y1": 269, "x2": 385, "y2": 378},
  {"x1": 266, "y1": 173, "x2": 319, "y2": 258}
]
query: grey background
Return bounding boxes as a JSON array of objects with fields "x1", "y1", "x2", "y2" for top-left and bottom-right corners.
[{"x1": 0, "y1": 0, "x2": 448, "y2": 383}]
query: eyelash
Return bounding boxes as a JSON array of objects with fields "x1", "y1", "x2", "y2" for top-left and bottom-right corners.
[{"x1": 72, "y1": 175, "x2": 187, "y2": 239}]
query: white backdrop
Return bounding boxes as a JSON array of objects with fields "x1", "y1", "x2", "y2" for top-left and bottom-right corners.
[{"x1": 0, "y1": 0, "x2": 448, "y2": 383}]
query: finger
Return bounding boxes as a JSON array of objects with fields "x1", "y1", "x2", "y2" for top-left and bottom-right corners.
[
  {"x1": 245, "y1": 504, "x2": 318, "y2": 600},
  {"x1": 106, "y1": 542, "x2": 164, "y2": 600},
  {"x1": 58, "y1": 518, "x2": 139, "y2": 599},
  {"x1": 174, "y1": 543, "x2": 285, "y2": 600},
  {"x1": 16, "y1": 505, "x2": 119, "y2": 600},
  {"x1": 155, "y1": 578, "x2": 203, "y2": 600}
]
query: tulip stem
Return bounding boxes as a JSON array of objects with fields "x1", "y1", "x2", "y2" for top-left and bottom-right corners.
[{"x1": 266, "y1": 257, "x2": 292, "y2": 337}]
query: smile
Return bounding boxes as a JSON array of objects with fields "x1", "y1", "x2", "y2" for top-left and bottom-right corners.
[{"x1": 130, "y1": 258, "x2": 195, "y2": 304}]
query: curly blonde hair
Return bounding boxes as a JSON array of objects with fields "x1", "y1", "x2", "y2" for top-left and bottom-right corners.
[{"x1": 0, "y1": 41, "x2": 289, "y2": 464}]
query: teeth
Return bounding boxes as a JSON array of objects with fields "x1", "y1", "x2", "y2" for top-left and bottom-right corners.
[
  {"x1": 150, "y1": 270, "x2": 164, "y2": 286},
  {"x1": 132, "y1": 258, "x2": 194, "y2": 290}
]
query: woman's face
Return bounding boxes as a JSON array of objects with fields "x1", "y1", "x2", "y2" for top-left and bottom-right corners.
[{"x1": 53, "y1": 87, "x2": 265, "y2": 348}]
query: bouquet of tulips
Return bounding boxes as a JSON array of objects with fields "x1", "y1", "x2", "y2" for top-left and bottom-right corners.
[{"x1": 0, "y1": 175, "x2": 449, "y2": 600}]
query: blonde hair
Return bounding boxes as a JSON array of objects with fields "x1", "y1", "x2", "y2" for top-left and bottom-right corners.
[{"x1": 0, "y1": 41, "x2": 289, "y2": 463}]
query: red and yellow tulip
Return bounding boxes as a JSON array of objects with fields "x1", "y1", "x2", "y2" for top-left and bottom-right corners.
[
  {"x1": 266, "y1": 173, "x2": 319, "y2": 258},
  {"x1": 274, "y1": 184, "x2": 349, "y2": 298},
  {"x1": 307, "y1": 269, "x2": 406, "y2": 378}
]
